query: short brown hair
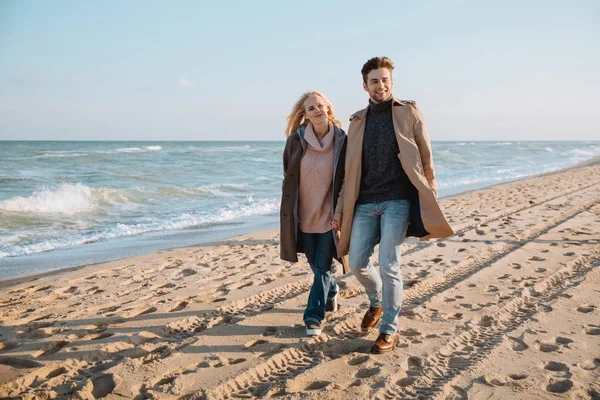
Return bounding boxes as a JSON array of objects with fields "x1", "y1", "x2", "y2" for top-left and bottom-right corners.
[{"x1": 361, "y1": 56, "x2": 395, "y2": 83}]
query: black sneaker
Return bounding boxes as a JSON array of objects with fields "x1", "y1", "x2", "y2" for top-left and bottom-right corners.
[{"x1": 305, "y1": 321, "x2": 321, "y2": 336}]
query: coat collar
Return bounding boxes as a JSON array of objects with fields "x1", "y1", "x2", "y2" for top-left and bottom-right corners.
[
  {"x1": 294, "y1": 123, "x2": 345, "y2": 151},
  {"x1": 350, "y1": 96, "x2": 413, "y2": 121}
]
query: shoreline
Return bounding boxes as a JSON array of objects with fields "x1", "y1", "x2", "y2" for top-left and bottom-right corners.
[{"x1": 2, "y1": 156, "x2": 599, "y2": 288}]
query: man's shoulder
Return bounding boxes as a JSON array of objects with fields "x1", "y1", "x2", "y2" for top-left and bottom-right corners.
[
  {"x1": 393, "y1": 98, "x2": 418, "y2": 108},
  {"x1": 349, "y1": 107, "x2": 368, "y2": 122}
]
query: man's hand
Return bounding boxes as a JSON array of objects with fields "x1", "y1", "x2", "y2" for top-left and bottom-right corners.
[{"x1": 331, "y1": 213, "x2": 342, "y2": 231}]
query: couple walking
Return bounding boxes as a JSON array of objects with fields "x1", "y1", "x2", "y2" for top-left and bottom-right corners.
[{"x1": 280, "y1": 57, "x2": 454, "y2": 354}]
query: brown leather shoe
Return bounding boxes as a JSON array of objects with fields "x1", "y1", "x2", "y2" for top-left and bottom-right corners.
[
  {"x1": 361, "y1": 306, "x2": 383, "y2": 332},
  {"x1": 371, "y1": 333, "x2": 398, "y2": 354}
]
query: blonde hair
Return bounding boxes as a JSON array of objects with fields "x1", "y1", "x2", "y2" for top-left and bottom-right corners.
[{"x1": 285, "y1": 91, "x2": 343, "y2": 137}]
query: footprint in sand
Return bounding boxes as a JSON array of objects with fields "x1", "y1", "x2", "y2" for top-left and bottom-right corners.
[
  {"x1": 347, "y1": 355, "x2": 370, "y2": 366},
  {"x1": 259, "y1": 277, "x2": 275, "y2": 285},
  {"x1": 287, "y1": 379, "x2": 332, "y2": 393},
  {"x1": 169, "y1": 301, "x2": 189, "y2": 312},
  {"x1": 355, "y1": 367, "x2": 381, "y2": 379},
  {"x1": 90, "y1": 373, "x2": 117, "y2": 397},
  {"x1": 578, "y1": 358, "x2": 600, "y2": 371},
  {"x1": 158, "y1": 283, "x2": 177, "y2": 289},
  {"x1": 584, "y1": 325, "x2": 600, "y2": 335},
  {"x1": 480, "y1": 373, "x2": 529, "y2": 387},
  {"x1": 442, "y1": 312, "x2": 463, "y2": 320},
  {"x1": 537, "y1": 342, "x2": 560, "y2": 353},
  {"x1": 262, "y1": 327, "x2": 278, "y2": 337},
  {"x1": 180, "y1": 268, "x2": 197, "y2": 277},
  {"x1": 507, "y1": 336, "x2": 529, "y2": 351},
  {"x1": 544, "y1": 361, "x2": 569, "y2": 372},
  {"x1": 156, "y1": 375, "x2": 177, "y2": 386},
  {"x1": 122, "y1": 306, "x2": 157, "y2": 319},
  {"x1": 244, "y1": 339, "x2": 268, "y2": 349},
  {"x1": 399, "y1": 328, "x2": 422, "y2": 337},
  {"x1": 35, "y1": 340, "x2": 69, "y2": 357},
  {"x1": 212, "y1": 297, "x2": 227, "y2": 303},
  {"x1": 545, "y1": 378, "x2": 573, "y2": 394},
  {"x1": 577, "y1": 305, "x2": 596, "y2": 313},
  {"x1": 198, "y1": 355, "x2": 227, "y2": 368},
  {"x1": 553, "y1": 337, "x2": 574, "y2": 348},
  {"x1": 406, "y1": 356, "x2": 424, "y2": 373}
]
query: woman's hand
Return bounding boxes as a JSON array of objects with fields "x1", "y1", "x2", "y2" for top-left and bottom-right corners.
[{"x1": 331, "y1": 213, "x2": 342, "y2": 231}]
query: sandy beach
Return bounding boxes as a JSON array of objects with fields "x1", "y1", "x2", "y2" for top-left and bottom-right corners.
[{"x1": 1, "y1": 159, "x2": 599, "y2": 399}]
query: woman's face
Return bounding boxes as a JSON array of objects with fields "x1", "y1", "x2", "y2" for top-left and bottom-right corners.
[{"x1": 303, "y1": 95, "x2": 329, "y2": 126}]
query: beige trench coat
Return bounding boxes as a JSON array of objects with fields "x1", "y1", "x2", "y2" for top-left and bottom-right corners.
[{"x1": 335, "y1": 97, "x2": 454, "y2": 257}]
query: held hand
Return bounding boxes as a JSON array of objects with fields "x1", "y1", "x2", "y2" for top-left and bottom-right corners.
[{"x1": 331, "y1": 213, "x2": 342, "y2": 231}]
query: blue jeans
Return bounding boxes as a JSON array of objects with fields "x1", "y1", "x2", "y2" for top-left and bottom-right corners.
[
  {"x1": 348, "y1": 200, "x2": 410, "y2": 335},
  {"x1": 299, "y1": 230, "x2": 339, "y2": 325}
]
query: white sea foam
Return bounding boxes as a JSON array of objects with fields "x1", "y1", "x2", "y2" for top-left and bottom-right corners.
[
  {"x1": 33, "y1": 150, "x2": 89, "y2": 158},
  {"x1": 116, "y1": 147, "x2": 142, "y2": 153},
  {"x1": 0, "y1": 183, "x2": 128, "y2": 214},
  {"x1": 115, "y1": 146, "x2": 162, "y2": 153},
  {"x1": 562, "y1": 149, "x2": 594, "y2": 157},
  {"x1": 0, "y1": 198, "x2": 280, "y2": 257}
]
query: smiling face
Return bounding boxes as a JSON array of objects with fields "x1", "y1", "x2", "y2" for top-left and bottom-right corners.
[
  {"x1": 363, "y1": 67, "x2": 393, "y2": 103},
  {"x1": 303, "y1": 95, "x2": 329, "y2": 126}
]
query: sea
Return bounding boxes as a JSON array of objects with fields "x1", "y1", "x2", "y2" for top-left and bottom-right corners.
[{"x1": 1, "y1": 141, "x2": 599, "y2": 281}]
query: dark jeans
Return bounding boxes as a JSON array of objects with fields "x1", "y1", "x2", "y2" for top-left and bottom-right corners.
[{"x1": 299, "y1": 230, "x2": 338, "y2": 325}]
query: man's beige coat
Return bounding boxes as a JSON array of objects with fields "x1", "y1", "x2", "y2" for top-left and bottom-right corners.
[{"x1": 335, "y1": 98, "x2": 454, "y2": 257}]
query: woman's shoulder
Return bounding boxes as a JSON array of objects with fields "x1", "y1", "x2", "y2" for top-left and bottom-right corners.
[{"x1": 333, "y1": 123, "x2": 347, "y2": 137}]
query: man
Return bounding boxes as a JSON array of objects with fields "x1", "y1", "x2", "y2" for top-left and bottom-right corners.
[{"x1": 332, "y1": 56, "x2": 453, "y2": 354}]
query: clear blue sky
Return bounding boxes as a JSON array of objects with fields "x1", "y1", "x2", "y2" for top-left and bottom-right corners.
[{"x1": 1, "y1": 0, "x2": 598, "y2": 141}]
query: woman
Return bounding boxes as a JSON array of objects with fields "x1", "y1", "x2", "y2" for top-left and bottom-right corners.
[{"x1": 280, "y1": 91, "x2": 346, "y2": 336}]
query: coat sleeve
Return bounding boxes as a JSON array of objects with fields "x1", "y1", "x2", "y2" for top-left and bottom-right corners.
[
  {"x1": 282, "y1": 133, "x2": 295, "y2": 192},
  {"x1": 412, "y1": 105, "x2": 437, "y2": 198},
  {"x1": 283, "y1": 135, "x2": 292, "y2": 176},
  {"x1": 335, "y1": 183, "x2": 344, "y2": 215}
]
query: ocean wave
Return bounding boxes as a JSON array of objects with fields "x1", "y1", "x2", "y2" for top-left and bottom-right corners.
[
  {"x1": 0, "y1": 183, "x2": 129, "y2": 214},
  {"x1": 116, "y1": 147, "x2": 142, "y2": 153},
  {"x1": 188, "y1": 146, "x2": 259, "y2": 153},
  {"x1": 0, "y1": 198, "x2": 280, "y2": 258},
  {"x1": 38, "y1": 152, "x2": 89, "y2": 158},
  {"x1": 115, "y1": 146, "x2": 162, "y2": 153},
  {"x1": 132, "y1": 183, "x2": 248, "y2": 199},
  {"x1": 562, "y1": 149, "x2": 594, "y2": 157}
]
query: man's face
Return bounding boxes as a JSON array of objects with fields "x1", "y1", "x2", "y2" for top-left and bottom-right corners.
[{"x1": 363, "y1": 68, "x2": 393, "y2": 103}]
